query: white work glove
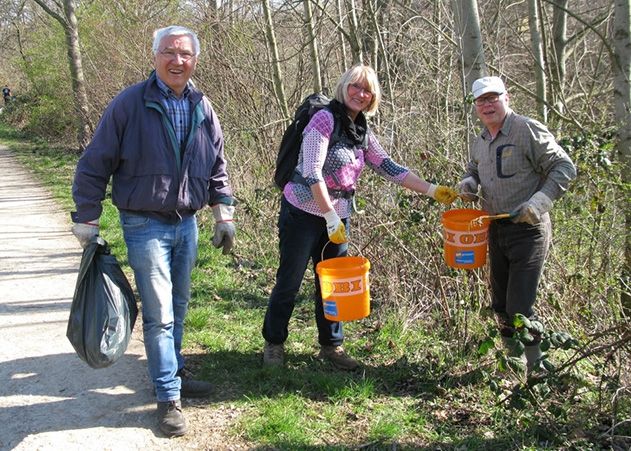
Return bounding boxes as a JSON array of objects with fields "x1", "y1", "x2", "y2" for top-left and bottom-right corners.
[
  {"x1": 211, "y1": 204, "x2": 236, "y2": 254},
  {"x1": 511, "y1": 192, "x2": 553, "y2": 225},
  {"x1": 426, "y1": 184, "x2": 459, "y2": 205},
  {"x1": 323, "y1": 209, "x2": 347, "y2": 244},
  {"x1": 71, "y1": 219, "x2": 99, "y2": 248},
  {"x1": 457, "y1": 176, "x2": 479, "y2": 202}
]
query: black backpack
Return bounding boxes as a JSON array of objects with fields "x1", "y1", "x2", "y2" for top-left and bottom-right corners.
[{"x1": 274, "y1": 93, "x2": 342, "y2": 189}]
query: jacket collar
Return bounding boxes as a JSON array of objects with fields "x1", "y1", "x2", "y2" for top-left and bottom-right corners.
[
  {"x1": 481, "y1": 108, "x2": 514, "y2": 140},
  {"x1": 143, "y1": 70, "x2": 203, "y2": 106}
]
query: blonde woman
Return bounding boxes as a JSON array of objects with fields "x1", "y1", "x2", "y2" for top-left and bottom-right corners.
[{"x1": 262, "y1": 64, "x2": 457, "y2": 369}]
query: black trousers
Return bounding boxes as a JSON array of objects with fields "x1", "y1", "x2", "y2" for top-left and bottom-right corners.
[
  {"x1": 262, "y1": 197, "x2": 348, "y2": 346},
  {"x1": 489, "y1": 215, "x2": 551, "y2": 330}
]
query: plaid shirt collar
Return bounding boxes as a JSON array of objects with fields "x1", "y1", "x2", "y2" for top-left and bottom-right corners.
[{"x1": 155, "y1": 76, "x2": 191, "y2": 148}]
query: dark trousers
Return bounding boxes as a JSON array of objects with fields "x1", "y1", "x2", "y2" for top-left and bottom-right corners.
[
  {"x1": 262, "y1": 197, "x2": 348, "y2": 346},
  {"x1": 489, "y1": 215, "x2": 551, "y2": 337}
]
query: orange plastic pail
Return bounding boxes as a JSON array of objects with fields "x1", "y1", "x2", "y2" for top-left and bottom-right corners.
[
  {"x1": 441, "y1": 209, "x2": 489, "y2": 269},
  {"x1": 316, "y1": 256, "x2": 371, "y2": 322}
]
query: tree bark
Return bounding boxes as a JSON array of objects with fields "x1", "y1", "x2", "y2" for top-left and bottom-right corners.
[
  {"x1": 31, "y1": 0, "x2": 92, "y2": 151},
  {"x1": 452, "y1": 0, "x2": 486, "y2": 156},
  {"x1": 304, "y1": 0, "x2": 323, "y2": 93},
  {"x1": 62, "y1": 0, "x2": 91, "y2": 150},
  {"x1": 552, "y1": 0, "x2": 568, "y2": 114},
  {"x1": 528, "y1": 0, "x2": 548, "y2": 122},
  {"x1": 452, "y1": 0, "x2": 486, "y2": 94},
  {"x1": 612, "y1": 0, "x2": 631, "y2": 315},
  {"x1": 345, "y1": 0, "x2": 364, "y2": 64},
  {"x1": 336, "y1": 0, "x2": 348, "y2": 71},
  {"x1": 261, "y1": 0, "x2": 289, "y2": 120}
]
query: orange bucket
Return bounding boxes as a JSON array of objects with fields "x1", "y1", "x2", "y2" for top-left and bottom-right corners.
[
  {"x1": 441, "y1": 209, "x2": 489, "y2": 269},
  {"x1": 316, "y1": 256, "x2": 370, "y2": 321}
]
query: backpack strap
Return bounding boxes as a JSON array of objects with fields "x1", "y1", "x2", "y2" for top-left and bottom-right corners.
[{"x1": 290, "y1": 107, "x2": 357, "y2": 199}]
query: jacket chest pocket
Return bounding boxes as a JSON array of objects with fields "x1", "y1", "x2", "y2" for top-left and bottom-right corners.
[{"x1": 495, "y1": 144, "x2": 524, "y2": 179}]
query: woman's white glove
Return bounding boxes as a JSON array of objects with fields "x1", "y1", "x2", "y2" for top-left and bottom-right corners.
[
  {"x1": 211, "y1": 204, "x2": 236, "y2": 254},
  {"x1": 511, "y1": 192, "x2": 553, "y2": 225},
  {"x1": 323, "y1": 210, "x2": 347, "y2": 244},
  {"x1": 456, "y1": 176, "x2": 478, "y2": 202},
  {"x1": 71, "y1": 219, "x2": 99, "y2": 248}
]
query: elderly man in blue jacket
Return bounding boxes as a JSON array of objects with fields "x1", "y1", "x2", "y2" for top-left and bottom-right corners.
[{"x1": 70, "y1": 25, "x2": 236, "y2": 437}]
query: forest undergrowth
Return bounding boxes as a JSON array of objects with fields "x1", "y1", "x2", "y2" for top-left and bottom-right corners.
[{"x1": 1, "y1": 115, "x2": 629, "y2": 449}]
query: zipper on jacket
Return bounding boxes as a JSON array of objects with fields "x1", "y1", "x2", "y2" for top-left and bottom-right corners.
[{"x1": 147, "y1": 101, "x2": 182, "y2": 174}]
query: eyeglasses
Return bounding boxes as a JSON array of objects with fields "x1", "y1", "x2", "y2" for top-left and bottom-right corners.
[
  {"x1": 474, "y1": 94, "x2": 502, "y2": 106},
  {"x1": 159, "y1": 49, "x2": 196, "y2": 62},
  {"x1": 349, "y1": 83, "x2": 373, "y2": 97}
]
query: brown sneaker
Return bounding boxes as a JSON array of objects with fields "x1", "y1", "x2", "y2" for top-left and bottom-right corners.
[
  {"x1": 319, "y1": 345, "x2": 360, "y2": 370},
  {"x1": 263, "y1": 341, "x2": 284, "y2": 366},
  {"x1": 157, "y1": 400, "x2": 187, "y2": 437}
]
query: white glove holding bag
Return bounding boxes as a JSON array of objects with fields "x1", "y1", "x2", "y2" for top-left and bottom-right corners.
[{"x1": 71, "y1": 219, "x2": 99, "y2": 248}]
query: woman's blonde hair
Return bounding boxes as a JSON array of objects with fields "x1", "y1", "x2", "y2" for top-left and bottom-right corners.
[{"x1": 334, "y1": 64, "x2": 381, "y2": 116}]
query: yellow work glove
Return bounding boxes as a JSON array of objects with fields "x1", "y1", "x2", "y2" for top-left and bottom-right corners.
[
  {"x1": 323, "y1": 209, "x2": 347, "y2": 244},
  {"x1": 427, "y1": 184, "x2": 458, "y2": 205}
]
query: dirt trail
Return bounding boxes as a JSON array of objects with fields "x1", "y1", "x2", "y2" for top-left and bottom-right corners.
[{"x1": 0, "y1": 146, "x2": 181, "y2": 450}]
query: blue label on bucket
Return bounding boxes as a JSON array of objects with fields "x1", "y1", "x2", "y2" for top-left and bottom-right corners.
[
  {"x1": 455, "y1": 251, "x2": 475, "y2": 264},
  {"x1": 323, "y1": 301, "x2": 338, "y2": 317}
]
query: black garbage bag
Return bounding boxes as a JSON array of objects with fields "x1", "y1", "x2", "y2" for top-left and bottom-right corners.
[{"x1": 67, "y1": 236, "x2": 138, "y2": 368}]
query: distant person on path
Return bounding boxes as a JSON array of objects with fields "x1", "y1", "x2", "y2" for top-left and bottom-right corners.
[
  {"x1": 70, "y1": 25, "x2": 236, "y2": 437},
  {"x1": 457, "y1": 76, "x2": 576, "y2": 373},
  {"x1": 2, "y1": 85, "x2": 11, "y2": 104},
  {"x1": 262, "y1": 64, "x2": 458, "y2": 370}
]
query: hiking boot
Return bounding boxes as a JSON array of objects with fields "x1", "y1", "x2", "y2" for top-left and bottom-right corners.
[
  {"x1": 319, "y1": 345, "x2": 360, "y2": 370},
  {"x1": 157, "y1": 400, "x2": 187, "y2": 437},
  {"x1": 263, "y1": 341, "x2": 284, "y2": 366},
  {"x1": 177, "y1": 367, "x2": 213, "y2": 398}
]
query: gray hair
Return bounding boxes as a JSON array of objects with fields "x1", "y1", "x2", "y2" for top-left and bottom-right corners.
[{"x1": 152, "y1": 26, "x2": 200, "y2": 56}]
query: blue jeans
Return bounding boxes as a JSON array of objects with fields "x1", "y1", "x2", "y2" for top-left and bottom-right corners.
[
  {"x1": 489, "y1": 215, "x2": 551, "y2": 340},
  {"x1": 262, "y1": 197, "x2": 348, "y2": 346},
  {"x1": 120, "y1": 211, "x2": 198, "y2": 402}
]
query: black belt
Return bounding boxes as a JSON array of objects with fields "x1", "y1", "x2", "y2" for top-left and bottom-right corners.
[{"x1": 329, "y1": 189, "x2": 355, "y2": 199}]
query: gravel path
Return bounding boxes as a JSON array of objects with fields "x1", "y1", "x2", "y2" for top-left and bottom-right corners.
[{"x1": 0, "y1": 146, "x2": 179, "y2": 450}]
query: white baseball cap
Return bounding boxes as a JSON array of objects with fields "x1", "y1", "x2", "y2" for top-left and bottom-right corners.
[{"x1": 472, "y1": 76, "x2": 506, "y2": 99}]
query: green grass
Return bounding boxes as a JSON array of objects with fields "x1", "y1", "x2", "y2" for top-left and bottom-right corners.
[{"x1": 1, "y1": 123, "x2": 629, "y2": 450}]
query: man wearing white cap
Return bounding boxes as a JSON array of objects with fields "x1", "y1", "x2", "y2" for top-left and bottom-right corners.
[{"x1": 457, "y1": 76, "x2": 576, "y2": 373}]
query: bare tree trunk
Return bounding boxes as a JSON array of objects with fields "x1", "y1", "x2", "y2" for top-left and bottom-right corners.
[
  {"x1": 336, "y1": 0, "x2": 348, "y2": 72},
  {"x1": 304, "y1": 0, "x2": 323, "y2": 93},
  {"x1": 552, "y1": 0, "x2": 568, "y2": 114},
  {"x1": 365, "y1": 0, "x2": 391, "y2": 96},
  {"x1": 451, "y1": 0, "x2": 486, "y2": 93},
  {"x1": 528, "y1": 0, "x2": 548, "y2": 122},
  {"x1": 364, "y1": 0, "x2": 378, "y2": 68},
  {"x1": 31, "y1": 0, "x2": 92, "y2": 150},
  {"x1": 261, "y1": 0, "x2": 289, "y2": 119},
  {"x1": 62, "y1": 0, "x2": 91, "y2": 150},
  {"x1": 452, "y1": 0, "x2": 486, "y2": 156},
  {"x1": 612, "y1": 0, "x2": 631, "y2": 315},
  {"x1": 345, "y1": 0, "x2": 364, "y2": 64}
]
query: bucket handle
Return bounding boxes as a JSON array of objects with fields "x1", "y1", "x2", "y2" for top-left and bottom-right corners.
[{"x1": 320, "y1": 240, "x2": 363, "y2": 263}]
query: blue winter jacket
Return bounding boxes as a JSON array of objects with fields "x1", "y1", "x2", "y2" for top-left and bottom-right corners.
[{"x1": 71, "y1": 72, "x2": 234, "y2": 224}]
